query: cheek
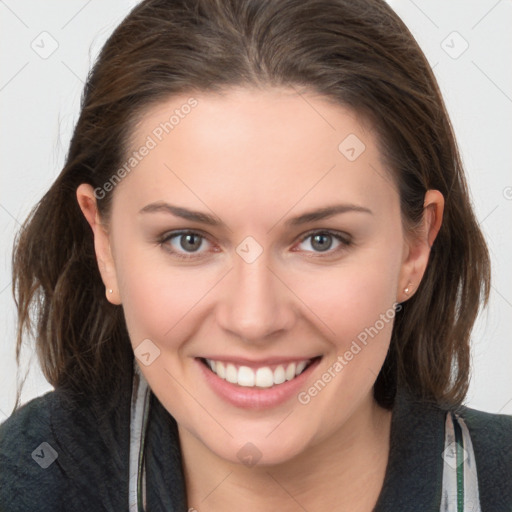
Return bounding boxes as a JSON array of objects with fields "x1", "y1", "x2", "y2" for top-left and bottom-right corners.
[
  {"x1": 113, "y1": 243, "x2": 215, "y2": 346},
  {"x1": 114, "y1": 249, "x2": 235, "y2": 379},
  {"x1": 291, "y1": 250, "x2": 401, "y2": 350}
]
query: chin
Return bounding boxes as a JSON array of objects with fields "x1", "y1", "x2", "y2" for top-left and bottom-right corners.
[{"x1": 199, "y1": 425, "x2": 316, "y2": 468}]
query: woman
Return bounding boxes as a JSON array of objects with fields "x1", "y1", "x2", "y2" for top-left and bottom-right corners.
[{"x1": 1, "y1": 0, "x2": 510, "y2": 510}]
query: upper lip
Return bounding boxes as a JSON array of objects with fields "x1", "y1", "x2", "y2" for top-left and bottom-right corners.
[{"x1": 197, "y1": 355, "x2": 321, "y2": 368}]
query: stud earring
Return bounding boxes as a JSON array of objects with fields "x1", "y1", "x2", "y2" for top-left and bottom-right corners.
[
  {"x1": 404, "y1": 284, "x2": 412, "y2": 294},
  {"x1": 108, "y1": 288, "x2": 113, "y2": 294}
]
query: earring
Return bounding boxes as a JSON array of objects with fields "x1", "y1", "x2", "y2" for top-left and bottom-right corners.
[
  {"x1": 108, "y1": 288, "x2": 113, "y2": 294},
  {"x1": 404, "y1": 283, "x2": 412, "y2": 294}
]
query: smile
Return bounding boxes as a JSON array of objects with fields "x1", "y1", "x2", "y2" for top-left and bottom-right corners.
[
  {"x1": 199, "y1": 356, "x2": 321, "y2": 388},
  {"x1": 196, "y1": 355, "x2": 323, "y2": 409}
]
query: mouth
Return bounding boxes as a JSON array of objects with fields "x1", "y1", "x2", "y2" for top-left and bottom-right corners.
[
  {"x1": 196, "y1": 354, "x2": 323, "y2": 409},
  {"x1": 197, "y1": 356, "x2": 322, "y2": 388}
]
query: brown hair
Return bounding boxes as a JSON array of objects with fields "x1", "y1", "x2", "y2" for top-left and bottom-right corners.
[{"x1": 12, "y1": 0, "x2": 490, "y2": 408}]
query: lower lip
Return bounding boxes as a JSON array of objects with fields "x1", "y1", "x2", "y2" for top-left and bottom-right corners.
[{"x1": 196, "y1": 357, "x2": 322, "y2": 410}]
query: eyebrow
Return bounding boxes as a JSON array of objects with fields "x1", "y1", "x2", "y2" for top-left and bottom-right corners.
[
  {"x1": 138, "y1": 202, "x2": 373, "y2": 227},
  {"x1": 285, "y1": 204, "x2": 373, "y2": 225},
  {"x1": 139, "y1": 202, "x2": 224, "y2": 226}
]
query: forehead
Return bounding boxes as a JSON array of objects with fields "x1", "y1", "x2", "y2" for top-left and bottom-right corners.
[{"x1": 114, "y1": 87, "x2": 399, "y2": 224}]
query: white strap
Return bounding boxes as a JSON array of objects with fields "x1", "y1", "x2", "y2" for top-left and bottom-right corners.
[
  {"x1": 129, "y1": 364, "x2": 150, "y2": 512},
  {"x1": 440, "y1": 412, "x2": 481, "y2": 511}
]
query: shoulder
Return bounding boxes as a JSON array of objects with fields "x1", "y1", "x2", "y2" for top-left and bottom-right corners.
[
  {"x1": 458, "y1": 404, "x2": 512, "y2": 440},
  {"x1": 458, "y1": 405, "x2": 512, "y2": 465},
  {"x1": 0, "y1": 392, "x2": 63, "y2": 511},
  {"x1": 376, "y1": 388, "x2": 512, "y2": 511},
  {"x1": 0, "y1": 388, "x2": 131, "y2": 511},
  {"x1": 457, "y1": 405, "x2": 512, "y2": 509}
]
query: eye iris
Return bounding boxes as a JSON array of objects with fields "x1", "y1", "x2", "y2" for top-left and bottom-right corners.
[
  {"x1": 180, "y1": 233, "x2": 202, "y2": 252},
  {"x1": 311, "y1": 233, "x2": 332, "y2": 251}
]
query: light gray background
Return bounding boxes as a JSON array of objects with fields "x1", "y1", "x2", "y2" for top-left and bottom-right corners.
[{"x1": 1, "y1": 0, "x2": 511, "y2": 421}]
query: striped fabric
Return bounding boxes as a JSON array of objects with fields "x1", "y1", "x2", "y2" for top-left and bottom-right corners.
[{"x1": 440, "y1": 411, "x2": 481, "y2": 511}]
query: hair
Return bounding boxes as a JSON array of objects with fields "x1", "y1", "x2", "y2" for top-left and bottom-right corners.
[{"x1": 12, "y1": 0, "x2": 490, "y2": 409}]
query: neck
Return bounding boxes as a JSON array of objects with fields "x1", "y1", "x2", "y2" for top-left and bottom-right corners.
[{"x1": 179, "y1": 395, "x2": 392, "y2": 512}]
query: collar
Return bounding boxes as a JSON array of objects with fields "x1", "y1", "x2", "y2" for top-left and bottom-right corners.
[{"x1": 374, "y1": 387, "x2": 446, "y2": 511}]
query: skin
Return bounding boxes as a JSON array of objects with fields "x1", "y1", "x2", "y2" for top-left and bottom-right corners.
[{"x1": 77, "y1": 87, "x2": 443, "y2": 511}]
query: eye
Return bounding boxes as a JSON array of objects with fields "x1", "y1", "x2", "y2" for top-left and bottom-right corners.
[
  {"x1": 295, "y1": 230, "x2": 351, "y2": 255},
  {"x1": 158, "y1": 230, "x2": 213, "y2": 259},
  {"x1": 157, "y1": 229, "x2": 351, "y2": 260}
]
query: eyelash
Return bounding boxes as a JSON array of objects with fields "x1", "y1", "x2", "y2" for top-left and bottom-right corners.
[{"x1": 157, "y1": 229, "x2": 352, "y2": 260}]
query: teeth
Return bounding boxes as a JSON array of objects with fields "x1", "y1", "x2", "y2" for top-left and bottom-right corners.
[
  {"x1": 216, "y1": 361, "x2": 226, "y2": 379},
  {"x1": 204, "y1": 358, "x2": 312, "y2": 388},
  {"x1": 255, "y1": 367, "x2": 274, "y2": 388},
  {"x1": 295, "y1": 361, "x2": 307, "y2": 376},
  {"x1": 226, "y1": 363, "x2": 237, "y2": 384},
  {"x1": 238, "y1": 366, "x2": 255, "y2": 387},
  {"x1": 273, "y1": 365, "x2": 286, "y2": 384},
  {"x1": 285, "y1": 363, "x2": 296, "y2": 381}
]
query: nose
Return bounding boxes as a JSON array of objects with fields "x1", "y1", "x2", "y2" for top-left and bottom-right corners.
[{"x1": 216, "y1": 251, "x2": 296, "y2": 344}]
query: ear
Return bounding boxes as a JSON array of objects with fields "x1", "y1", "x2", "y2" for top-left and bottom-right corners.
[
  {"x1": 397, "y1": 189, "x2": 444, "y2": 303},
  {"x1": 76, "y1": 184, "x2": 121, "y2": 305}
]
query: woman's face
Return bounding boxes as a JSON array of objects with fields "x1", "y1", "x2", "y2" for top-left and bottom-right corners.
[{"x1": 82, "y1": 87, "x2": 435, "y2": 465}]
